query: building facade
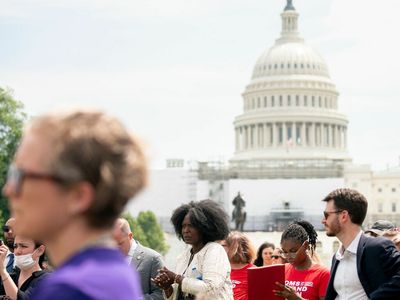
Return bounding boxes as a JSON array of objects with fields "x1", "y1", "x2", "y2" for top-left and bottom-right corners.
[{"x1": 344, "y1": 165, "x2": 400, "y2": 225}]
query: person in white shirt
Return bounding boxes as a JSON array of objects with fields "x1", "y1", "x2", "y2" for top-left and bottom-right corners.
[{"x1": 322, "y1": 188, "x2": 400, "y2": 300}]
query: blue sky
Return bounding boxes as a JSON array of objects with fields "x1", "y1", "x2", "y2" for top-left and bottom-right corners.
[{"x1": 0, "y1": 0, "x2": 399, "y2": 170}]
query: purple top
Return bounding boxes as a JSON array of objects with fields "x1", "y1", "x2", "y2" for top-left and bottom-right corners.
[{"x1": 28, "y1": 247, "x2": 143, "y2": 300}]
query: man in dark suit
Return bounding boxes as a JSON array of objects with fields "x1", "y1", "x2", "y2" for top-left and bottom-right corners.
[
  {"x1": 2, "y1": 218, "x2": 16, "y2": 273},
  {"x1": 113, "y1": 218, "x2": 164, "y2": 300},
  {"x1": 322, "y1": 188, "x2": 400, "y2": 300}
]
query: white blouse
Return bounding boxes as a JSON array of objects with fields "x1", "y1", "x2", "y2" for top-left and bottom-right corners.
[{"x1": 165, "y1": 242, "x2": 233, "y2": 300}]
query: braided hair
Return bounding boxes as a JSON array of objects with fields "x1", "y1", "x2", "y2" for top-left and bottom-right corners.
[{"x1": 280, "y1": 220, "x2": 318, "y2": 255}]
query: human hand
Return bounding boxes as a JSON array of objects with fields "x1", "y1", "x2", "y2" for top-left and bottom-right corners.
[
  {"x1": 0, "y1": 244, "x2": 9, "y2": 275},
  {"x1": 273, "y1": 282, "x2": 303, "y2": 300},
  {"x1": 151, "y1": 267, "x2": 175, "y2": 290}
]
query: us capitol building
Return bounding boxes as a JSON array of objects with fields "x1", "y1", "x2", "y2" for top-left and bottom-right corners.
[
  {"x1": 230, "y1": 0, "x2": 350, "y2": 179},
  {"x1": 128, "y1": 1, "x2": 400, "y2": 231}
]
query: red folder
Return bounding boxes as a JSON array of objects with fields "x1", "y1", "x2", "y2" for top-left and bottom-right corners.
[{"x1": 247, "y1": 264, "x2": 285, "y2": 300}]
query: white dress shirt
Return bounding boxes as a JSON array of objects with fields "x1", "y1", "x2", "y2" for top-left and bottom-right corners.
[
  {"x1": 334, "y1": 230, "x2": 369, "y2": 300},
  {"x1": 126, "y1": 239, "x2": 138, "y2": 264}
]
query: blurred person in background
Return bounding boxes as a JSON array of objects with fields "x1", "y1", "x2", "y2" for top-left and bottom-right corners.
[
  {"x1": 253, "y1": 242, "x2": 275, "y2": 267},
  {"x1": 2, "y1": 109, "x2": 147, "y2": 300},
  {"x1": 153, "y1": 199, "x2": 233, "y2": 300},
  {"x1": 364, "y1": 220, "x2": 395, "y2": 237},
  {"x1": 221, "y1": 231, "x2": 255, "y2": 300},
  {"x1": 2, "y1": 219, "x2": 16, "y2": 274},
  {"x1": 271, "y1": 248, "x2": 287, "y2": 265},
  {"x1": 382, "y1": 230, "x2": 400, "y2": 251}
]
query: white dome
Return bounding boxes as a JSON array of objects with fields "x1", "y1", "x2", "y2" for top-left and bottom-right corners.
[
  {"x1": 231, "y1": 2, "x2": 351, "y2": 179},
  {"x1": 252, "y1": 42, "x2": 330, "y2": 78}
]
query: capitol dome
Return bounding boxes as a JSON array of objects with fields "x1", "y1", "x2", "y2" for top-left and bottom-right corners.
[
  {"x1": 252, "y1": 42, "x2": 329, "y2": 79},
  {"x1": 231, "y1": 0, "x2": 351, "y2": 179}
]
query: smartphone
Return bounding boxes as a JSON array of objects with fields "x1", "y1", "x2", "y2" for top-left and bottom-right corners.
[{"x1": 0, "y1": 239, "x2": 3, "y2": 246}]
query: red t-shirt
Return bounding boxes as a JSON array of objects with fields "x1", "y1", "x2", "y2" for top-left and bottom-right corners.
[
  {"x1": 284, "y1": 263, "x2": 330, "y2": 300},
  {"x1": 230, "y1": 263, "x2": 254, "y2": 300}
]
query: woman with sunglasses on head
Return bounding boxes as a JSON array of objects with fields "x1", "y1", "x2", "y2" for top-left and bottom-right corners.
[
  {"x1": 273, "y1": 220, "x2": 329, "y2": 300},
  {"x1": 270, "y1": 248, "x2": 287, "y2": 265},
  {"x1": 0, "y1": 236, "x2": 49, "y2": 300}
]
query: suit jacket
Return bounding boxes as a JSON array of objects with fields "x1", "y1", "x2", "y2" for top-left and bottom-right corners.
[
  {"x1": 325, "y1": 234, "x2": 400, "y2": 300},
  {"x1": 130, "y1": 242, "x2": 164, "y2": 300}
]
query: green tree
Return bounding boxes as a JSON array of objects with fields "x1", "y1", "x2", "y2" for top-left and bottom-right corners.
[
  {"x1": 122, "y1": 212, "x2": 148, "y2": 246},
  {"x1": 0, "y1": 87, "x2": 26, "y2": 225},
  {"x1": 137, "y1": 211, "x2": 169, "y2": 255}
]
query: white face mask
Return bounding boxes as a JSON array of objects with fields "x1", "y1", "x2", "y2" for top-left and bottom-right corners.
[{"x1": 15, "y1": 253, "x2": 37, "y2": 270}]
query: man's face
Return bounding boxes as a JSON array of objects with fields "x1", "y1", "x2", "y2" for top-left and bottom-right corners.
[
  {"x1": 3, "y1": 218, "x2": 16, "y2": 249},
  {"x1": 112, "y1": 229, "x2": 132, "y2": 256},
  {"x1": 322, "y1": 200, "x2": 342, "y2": 237},
  {"x1": 3, "y1": 132, "x2": 71, "y2": 242}
]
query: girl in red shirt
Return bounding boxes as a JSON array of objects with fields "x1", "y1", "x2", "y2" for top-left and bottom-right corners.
[
  {"x1": 221, "y1": 231, "x2": 256, "y2": 300},
  {"x1": 273, "y1": 220, "x2": 330, "y2": 300}
]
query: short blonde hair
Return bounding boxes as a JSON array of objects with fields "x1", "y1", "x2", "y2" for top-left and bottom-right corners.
[
  {"x1": 26, "y1": 109, "x2": 147, "y2": 229},
  {"x1": 224, "y1": 231, "x2": 256, "y2": 264}
]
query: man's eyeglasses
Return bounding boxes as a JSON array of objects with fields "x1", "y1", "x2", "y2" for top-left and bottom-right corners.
[
  {"x1": 323, "y1": 210, "x2": 343, "y2": 219},
  {"x1": 281, "y1": 241, "x2": 306, "y2": 259},
  {"x1": 2, "y1": 225, "x2": 10, "y2": 233},
  {"x1": 271, "y1": 255, "x2": 282, "y2": 259},
  {"x1": 5, "y1": 165, "x2": 65, "y2": 196}
]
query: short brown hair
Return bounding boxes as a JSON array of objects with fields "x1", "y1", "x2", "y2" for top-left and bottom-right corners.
[
  {"x1": 27, "y1": 109, "x2": 147, "y2": 229},
  {"x1": 224, "y1": 231, "x2": 255, "y2": 264},
  {"x1": 322, "y1": 188, "x2": 368, "y2": 226}
]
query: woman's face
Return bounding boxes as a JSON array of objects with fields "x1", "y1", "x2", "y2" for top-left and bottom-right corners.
[
  {"x1": 271, "y1": 248, "x2": 286, "y2": 265},
  {"x1": 280, "y1": 239, "x2": 307, "y2": 266},
  {"x1": 13, "y1": 236, "x2": 39, "y2": 259},
  {"x1": 262, "y1": 246, "x2": 274, "y2": 266},
  {"x1": 182, "y1": 214, "x2": 202, "y2": 247}
]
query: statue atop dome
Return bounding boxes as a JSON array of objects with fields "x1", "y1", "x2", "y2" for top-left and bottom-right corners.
[{"x1": 284, "y1": 0, "x2": 295, "y2": 11}]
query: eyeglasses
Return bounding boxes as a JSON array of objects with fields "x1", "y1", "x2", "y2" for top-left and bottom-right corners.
[
  {"x1": 281, "y1": 241, "x2": 306, "y2": 259},
  {"x1": 323, "y1": 210, "x2": 343, "y2": 219},
  {"x1": 2, "y1": 225, "x2": 10, "y2": 233},
  {"x1": 5, "y1": 165, "x2": 65, "y2": 196},
  {"x1": 271, "y1": 255, "x2": 282, "y2": 259}
]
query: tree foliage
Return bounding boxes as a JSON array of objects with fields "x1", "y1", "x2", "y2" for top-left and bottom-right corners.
[
  {"x1": 122, "y1": 211, "x2": 169, "y2": 255},
  {"x1": 137, "y1": 211, "x2": 169, "y2": 255},
  {"x1": 0, "y1": 88, "x2": 26, "y2": 224}
]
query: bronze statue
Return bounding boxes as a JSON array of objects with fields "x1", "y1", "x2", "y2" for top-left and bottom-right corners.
[{"x1": 232, "y1": 192, "x2": 246, "y2": 231}]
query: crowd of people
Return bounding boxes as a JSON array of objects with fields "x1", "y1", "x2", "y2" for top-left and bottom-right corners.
[{"x1": 0, "y1": 108, "x2": 399, "y2": 300}]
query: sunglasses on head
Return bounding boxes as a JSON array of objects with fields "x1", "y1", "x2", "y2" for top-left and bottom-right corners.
[
  {"x1": 271, "y1": 255, "x2": 281, "y2": 259},
  {"x1": 2, "y1": 225, "x2": 10, "y2": 233}
]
